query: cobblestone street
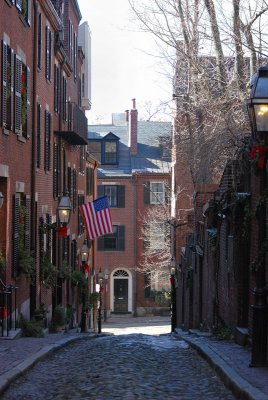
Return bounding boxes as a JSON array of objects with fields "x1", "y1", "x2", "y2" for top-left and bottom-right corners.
[{"x1": 2, "y1": 320, "x2": 236, "y2": 400}]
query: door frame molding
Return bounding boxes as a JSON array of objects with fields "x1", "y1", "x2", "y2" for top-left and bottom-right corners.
[{"x1": 110, "y1": 268, "x2": 133, "y2": 313}]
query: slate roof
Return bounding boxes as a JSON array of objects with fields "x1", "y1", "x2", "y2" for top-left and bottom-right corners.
[{"x1": 88, "y1": 119, "x2": 172, "y2": 178}]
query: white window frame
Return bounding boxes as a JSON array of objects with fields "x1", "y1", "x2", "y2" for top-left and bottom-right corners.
[{"x1": 150, "y1": 182, "x2": 165, "y2": 205}]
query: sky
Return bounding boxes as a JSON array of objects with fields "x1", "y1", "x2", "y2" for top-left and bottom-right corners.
[{"x1": 78, "y1": 0, "x2": 172, "y2": 124}]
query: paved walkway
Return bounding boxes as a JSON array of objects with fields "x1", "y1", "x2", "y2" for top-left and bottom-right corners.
[{"x1": 0, "y1": 316, "x2": 267, "y2": 399}]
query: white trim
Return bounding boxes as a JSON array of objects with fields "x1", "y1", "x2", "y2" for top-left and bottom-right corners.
[{"x1": 110, "y1": 267, "x2": 133, "y2": 313}]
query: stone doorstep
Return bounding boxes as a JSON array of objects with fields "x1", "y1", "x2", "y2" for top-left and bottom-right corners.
[
  {"x1": 0, "y1": 329, "x2": 21, "y2": 340},
  {"x1": 234, "y1": 327, "x2": 249, "y2": 346}
]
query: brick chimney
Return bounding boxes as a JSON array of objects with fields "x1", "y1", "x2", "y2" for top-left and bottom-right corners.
[{"x1": 129, "y1": 98, "x2": 138, "y2": 155}]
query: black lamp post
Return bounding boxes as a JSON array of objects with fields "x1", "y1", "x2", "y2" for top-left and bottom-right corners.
[
  {"x1": 247, "y1": 64, "x2": 268, "y2": 367},
  {"x1": 170, "y1": 258, "x2": 177, "y2": 333},
  {"x1": 103, "y1": 270, "x2": 109, "y2": 321},
  {"x1": 98, "y1": 269, "x2": 104, "y2": 334},
  {"x1": 80, "y1": 240, "x2": 89, "y2": 333}
]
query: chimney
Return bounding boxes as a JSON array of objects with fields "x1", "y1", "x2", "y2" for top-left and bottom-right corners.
[
  {"x1": 129, "y1": 99, "x2": 138, "y2": 155},
  {"x1": 125, "y1": 110, "x2": 129, "y2": 122}
]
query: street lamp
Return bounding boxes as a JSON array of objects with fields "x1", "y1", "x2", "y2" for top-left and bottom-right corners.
[
  {"x1": 247, "y1": 64, "x2": 268, "y2": 367},
  {"x1": 103, "y1": 269, "x2": 110, "y2": 321},
  {"x1": 97, "y1": 269, "x2": 104, "y2": 334},
  {"x1": 170, "y1": 257, "x2": 177, "y2": 333},
  {"x1": 80, "y1": 240, "x2": 89, "y2": 333},
  {"x1": 0, "y1": 192, "x2": 4, "y2": 209},
  {"x1": 57, "y1": 190, "x2": 72, "y2": 225}
]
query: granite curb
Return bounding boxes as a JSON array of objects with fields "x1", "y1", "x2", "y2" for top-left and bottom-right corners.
[
  {"x1": 174, "y1": 329, "x2": 268, "y2": 400},
  {"x1": 0, "y1": 332, "x2": 107, "y2": 396}
]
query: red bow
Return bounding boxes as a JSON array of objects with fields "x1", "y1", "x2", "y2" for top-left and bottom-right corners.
[
  {"x1": 249, "y1": 145, "x2": 268, "y2": 169},
  {"x1": 83, "y1": 264, "x2": 90, "y2": 274},
  {"x1": 57, "y1": 226, "x2": 67, "y2": 238}
]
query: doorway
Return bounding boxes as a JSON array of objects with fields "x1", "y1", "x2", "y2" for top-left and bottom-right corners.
[
  {"x1": 114, "y1": 279, "x2": 128, "y2": 313},
  {"x1": 111, "y1": 269, "x2": 133, "y2": 313}
]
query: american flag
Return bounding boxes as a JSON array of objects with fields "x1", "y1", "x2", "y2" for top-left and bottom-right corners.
[{"x1": 80, "y1": 196, "x2": 113, "y2": 240}]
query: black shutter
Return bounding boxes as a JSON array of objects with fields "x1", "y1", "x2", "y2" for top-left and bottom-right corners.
[
  {"x1": 53, "y1": 143, "x2": 59, "y2": 198},
  {"x1": 14, "y1": 55, "x2": 22, "y2": 134},
  {"x1": 144, "y1": 273, "x2": 151, "y2": 298},
  {"x1": 44, "y1": 110, "x2": 51, "y2": 171},
  {"x1": 45, "y1": 26, "x2": 51, "y2": 80},
  {"x1": 73, "y1": 169, "x2": 77, "y2": 211},
  {"x1": 36, "y1": 103, "x2": 41, "y2": 168},
  {"x1": 118, "y1": 225, "x2": 125, "y2": 250},
  {"x1": 97, "y1": 185, "x2": 105, "y2": 198},
  {"x1": 37, "y1": 13, "x2": 42, "y2": 68},
  {"x1": 27, "y1": 0, "x2": 31, "y2": 26},
  {"x1": 67, "y1": 166, "x2": 72, "y2": 204},
  {"x1": 26, "y1": 66, "x2": 30, "y2": 138},
  {"x1": 8, "y1": 46, "x2": 14, "y2": 131},
  {"x1": 117, "y1": 185, "x2": 125, "y2": 208},
  {"x1": 2, "y1": 41, "x2": 7, "y2": 128},
  {"x1": 12, "y1": 194, "x2": 20, "y2": 277},
  {"x1": 143, "y1": 182, "x2": 150, "y2": 204},
  {"x1": 25, "y1": 195, "x2": 31, "y2": 250},
  {"x1": 97, "y1": 236, "x2": 104, "y2": 251}
]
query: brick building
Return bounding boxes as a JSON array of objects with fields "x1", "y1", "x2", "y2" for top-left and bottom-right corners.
[
  {"x1": 0, "y1": 0, "x2": 96, "y2": 333},
  {"x1": 88, "y1": 101, "x2": 172, "y2": 316}
]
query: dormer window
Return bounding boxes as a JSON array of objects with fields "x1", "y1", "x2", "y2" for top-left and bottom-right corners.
[{"x1": 88, "y1": 132, "x2": 119, "y2": 165}]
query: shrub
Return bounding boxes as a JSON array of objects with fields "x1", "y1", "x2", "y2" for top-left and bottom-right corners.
[{"x1": 20, "y1": 315, "x2": 44, "y2": 337}]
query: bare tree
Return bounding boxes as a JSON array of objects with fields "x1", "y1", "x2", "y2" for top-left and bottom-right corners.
[{"x1": 128, "y1": 0, "x2": 268, "y2": 185}]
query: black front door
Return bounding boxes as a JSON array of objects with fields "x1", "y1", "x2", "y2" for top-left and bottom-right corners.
[{"x1": 114, "y1": 279, "x2": 128, "y2": 313}]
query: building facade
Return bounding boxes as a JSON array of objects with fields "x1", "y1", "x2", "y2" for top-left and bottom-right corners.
[
  {"x1": 88, "y1": 101, "x2": 172, "y2": 316},
  {"x1": 0, "y1": 0, "x2": 96, "y2": 333}
]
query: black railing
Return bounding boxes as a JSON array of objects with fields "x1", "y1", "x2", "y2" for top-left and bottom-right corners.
[{"x1": 0, "y1": 279, "x2": 18, "y2": 337}]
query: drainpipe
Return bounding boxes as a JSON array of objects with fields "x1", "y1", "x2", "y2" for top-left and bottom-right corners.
[{"x1": 31, "y1": 0, "x2": 39, "y2": 271}]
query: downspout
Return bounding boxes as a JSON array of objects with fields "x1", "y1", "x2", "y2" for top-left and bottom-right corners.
[{"x1": 31, "y1": 0, "x2": 39, "y2": 275}]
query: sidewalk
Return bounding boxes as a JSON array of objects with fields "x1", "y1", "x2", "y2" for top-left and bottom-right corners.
[
  {"x1": 174, "y1": 328, "x2": 268, "y2": 400},
  {"x1": 0, "y1": 317, "x2": 267, "y2": 399}
]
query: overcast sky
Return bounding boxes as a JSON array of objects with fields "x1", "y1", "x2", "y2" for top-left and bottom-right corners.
[{"x1": 78, "y1": 0, "x2": 172, "y2": 124}]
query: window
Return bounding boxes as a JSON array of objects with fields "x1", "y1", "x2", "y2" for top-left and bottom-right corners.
[
  {"x1": 79, "y1": 146, "x2": 86, "y2": 174},
  {"x1": 98, "y1": 225, "x2": 125, "y2": 251},
  {"x1": 14, "y1": 55, "x2": 30, "y2": 138},
  {"x1": 144, "y1": 181, "x2": 165, "y2": 205},
  {"x1": 73, "y1": 31, "x2": 77, "y2": 79},
  {"x1": 103, "y1": 141, "x2": 117, "y2": 164},
  {"x1": 77, "y1": 195, "x2": 84, "y2": 236},
  {"x1": 88, "y1": 135, "x2": 119, "y2": 165},
  {"x1": 44, "y1": 110, "x2": 51, "y2": 171},
  {"x1": 2, "y1": 41, "x2": 14, "y2": 131},
  {"x1": 16, "y1": 0, "x2": 31, "y2": 26},
  {"x1": 12, "y1": 193, "x2": 31, "y2": 278},
  {"x1": 147, "y1": 221, "x2": 166, "y2": 250},
  {"x1": 54, "y1": 64, "x2": 60, "y2": 113},
  {"x1": 45, "y1": 26, "x2": 52, "y2": 81},
  {"x1": 36, "y1": 103, "x2": 41, "y2": 168},
  {"x1": 86, "y1": 167, "x2": 94, "y2": 196},
  {"x1": 53, "y1": 143, "x2": 60, "y2": 198},
  {"x1": 89, "y1": 141, "x2": 101, "y2": 162},
  {"x1": 98, "y1": 185, "x2": 125, "y2": 208},
  {"x1": 68, "y1": 20, "x2": 73, "y2": 66},
  {"x1": 62, "y1": 75, "x2": 67, "y2": 121},
  {"x1": 150, "y1": 182, "x2": 165, "y2": 204}
]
